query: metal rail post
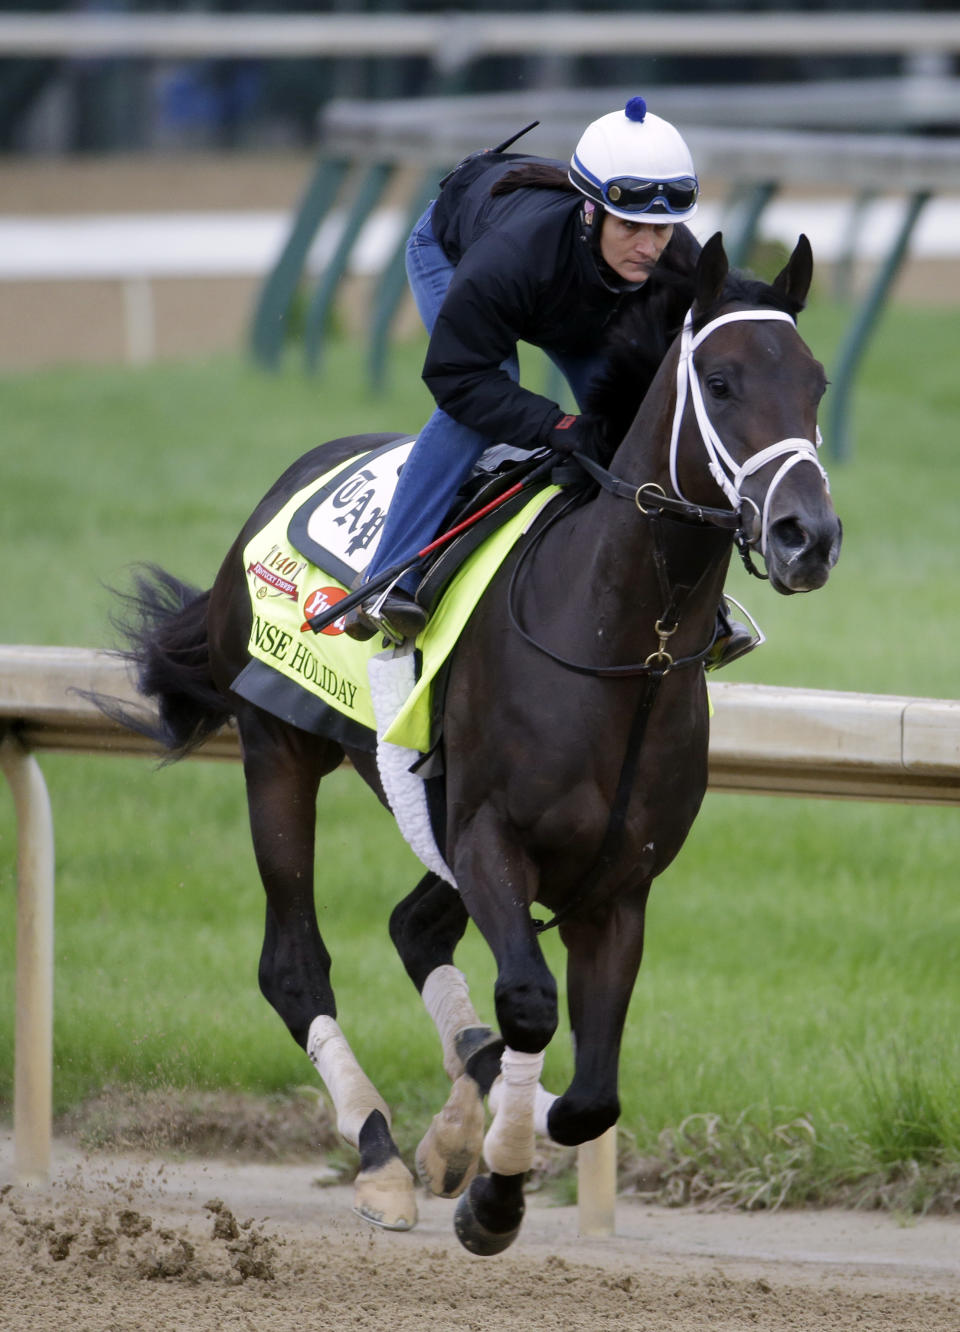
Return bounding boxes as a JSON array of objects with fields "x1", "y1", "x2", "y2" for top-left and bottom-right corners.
[
  {"x1": 834, "y1": 189, "x2": 878, "y2": 303},
  {"x1": 303, "y1": 160, "x2": 395, "y2": 374},
  {"x1": 722, "y1": 180, "x2": 778, "y2": 270},
  {"x1": 368, "y1": 166, "x2": 444, "y2": 392},
  {"x1": 828, "y1": 189, "x2": 931, "y2": 461},
  {"x1": 250, "y1": 155, "x2": 351, "y2": 370},
  {"x1": 1, "y1": 732, "x2": 55, "y2": 1186}
]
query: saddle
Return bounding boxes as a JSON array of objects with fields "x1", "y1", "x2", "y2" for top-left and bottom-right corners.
[
  {"x1": 414, "y1": 447, "x2": 566, "y2": 612},
  {"x1": 287, "y1": 436, "x2": 573, "y2": 620}
]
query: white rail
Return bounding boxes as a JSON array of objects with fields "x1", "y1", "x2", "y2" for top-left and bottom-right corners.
[
  {"x1": 4, "y1": 646, "x2": 959, "y2": 801},
  {"x1": 1, "y1": 13, "x2": 959, "y2": 62},
  {"x1": 3, "y1": 645, "x2": 959, "y2": 1228},
  {"x1": 320, "y1": 98, "x2": 960, "y2": 192}
]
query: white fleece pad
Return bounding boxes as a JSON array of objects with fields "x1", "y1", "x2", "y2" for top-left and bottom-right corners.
[{"x1": 368, "y1": 647, "x2": 457, "y2": 890}]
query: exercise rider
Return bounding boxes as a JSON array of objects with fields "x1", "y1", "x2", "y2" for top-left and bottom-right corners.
[{"x1": 345, "y1": 96, "x2": 754, "y2": 668}]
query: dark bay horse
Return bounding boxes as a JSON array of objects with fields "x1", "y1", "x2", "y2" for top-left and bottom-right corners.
[{"x1": 107, "y1": 234, "x2": 841, "y2": 1254}]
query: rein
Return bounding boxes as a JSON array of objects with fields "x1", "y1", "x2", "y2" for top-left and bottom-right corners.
[{"x1": 507, "y1": 481, "x2": 729, "y2": 679}]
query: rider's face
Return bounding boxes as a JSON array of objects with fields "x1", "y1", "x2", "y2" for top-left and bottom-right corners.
[{"x1": 600, "y1": 216, "x2": 674, "y2": 284}]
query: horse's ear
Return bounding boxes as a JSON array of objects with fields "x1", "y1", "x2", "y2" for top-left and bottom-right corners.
[
  {"x1": 694, "y1": 232, "x2": 729, "y2": 312},
  {"x1": 772, "y1": 234, "x2": 813, "y2": 309}
]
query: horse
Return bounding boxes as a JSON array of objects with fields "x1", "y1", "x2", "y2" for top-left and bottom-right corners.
[{"x1": 104, "y1": 233, "x2": 841, "y2": 1255}]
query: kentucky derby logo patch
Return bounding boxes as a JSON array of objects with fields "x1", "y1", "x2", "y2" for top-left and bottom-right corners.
[{"x1": 247, "y1": 544, "x2": 305, "y2": 600}]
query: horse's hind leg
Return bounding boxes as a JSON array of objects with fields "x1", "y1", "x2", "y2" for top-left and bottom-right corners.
[
  {"x1": 238, "y1": 703, "x2": 416, "y2": 1231},
  {"x1": 389, "y1": 873, "x2": 501, "y2": 1197}
]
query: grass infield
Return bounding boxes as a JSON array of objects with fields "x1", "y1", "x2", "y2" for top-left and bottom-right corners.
[{"x1": 1, "y1": 300, "x2": 958, "y2": 1211}]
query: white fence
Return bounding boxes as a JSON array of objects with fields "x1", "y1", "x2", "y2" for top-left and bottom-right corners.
[
  {"x1": 3, "y1": 12, "x2": 960, "y2": 63},
  {"x1": 3, "y1": 645, "x2": 960, "y2": 1229},
  {"x1": 4, "y1": 645, "x2": 959, "y2": 798}
]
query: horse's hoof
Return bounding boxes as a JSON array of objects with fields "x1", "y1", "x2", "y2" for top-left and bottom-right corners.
[
  {"x1": 353, "y1": 1155, "x2": 418, "y2": 1231},
  {"x1": 416, "y1": 1074, "x2": 485, "y2": 1198},
  {"x1": 453, "y1": 1177, "x2": 524, "y2": 1256}
]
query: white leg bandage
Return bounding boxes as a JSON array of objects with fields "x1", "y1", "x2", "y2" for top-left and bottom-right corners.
[
  {"x1": 489, "y1": 1072, "x2": 559, "y2": 1139},
  {"x1": 421, "y1": 965, "x2": 485, "y2": 1081},
  {"x1": 307, "y1": 1015, "x2": 391, "y2": 1148},
  {"x1": 482, "y1": 1047, "x2": 545, "y2": 1176}
]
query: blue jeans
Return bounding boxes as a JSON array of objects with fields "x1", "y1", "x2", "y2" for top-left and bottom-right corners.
[{"x1": 364, "y1": 202, "x2": 605, "y2": 593}]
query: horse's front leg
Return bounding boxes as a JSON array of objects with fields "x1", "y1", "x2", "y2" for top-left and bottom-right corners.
[
  {"x1": 546, "y1": 884, "x2": 651, "y2": 1148},
  {"x1": 389, "y1": 873, "x2": 502, "y2": 1198},
  {"x1": 448, "y1": 810, "x2": 559, "y2": 1255},
  {"x1": 239, "y1": 706, "x2": 416, "y2": 1231}
]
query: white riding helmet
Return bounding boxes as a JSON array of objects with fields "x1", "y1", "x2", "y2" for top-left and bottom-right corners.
[{"x1": 569, "y1": 96, "x2": 699, "y2": 224}]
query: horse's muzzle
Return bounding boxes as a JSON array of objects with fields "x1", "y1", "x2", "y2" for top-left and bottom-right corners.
[{"x1": 765, "y1": 513, "x2": 843, "y2": 594}]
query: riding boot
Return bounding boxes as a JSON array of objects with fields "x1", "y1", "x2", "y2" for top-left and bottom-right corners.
[
  {"x1": 343, "y1": 588, "x2": 428, "y2": 643},
  {"x1": 705, "y1": 602, "x2": 758, "y2": 671}
]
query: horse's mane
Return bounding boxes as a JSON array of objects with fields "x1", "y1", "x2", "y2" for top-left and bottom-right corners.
[{"x1": 588, "y1": 249, "x2": 807, "y2": 458}]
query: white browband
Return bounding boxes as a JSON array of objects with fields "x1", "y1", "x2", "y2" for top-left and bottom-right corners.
[{"x1": 668, "y1": 308, "x2": 829, "y2": 555}]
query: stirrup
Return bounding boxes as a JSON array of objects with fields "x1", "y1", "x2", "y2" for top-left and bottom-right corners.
[
  {"x1": 342, "y1": 603, "x2": 381, "y2": 642},
  {"x1": 705, "y1": 595, "x2": 765, "y2": 672},
  {"x1": 343, "y1": 578, "x2": 428, "y2": 644}
]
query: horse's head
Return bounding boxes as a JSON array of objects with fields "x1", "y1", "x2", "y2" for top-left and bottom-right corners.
[{"x1": 669, "y1": 232, "x2": 842, "y2": 594}]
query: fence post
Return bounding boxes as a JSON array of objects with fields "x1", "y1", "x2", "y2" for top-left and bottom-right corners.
[
  {"x1": 828, "y1": 189, "x2": 931, "y2": 461},
  {"x1": 1, "y1": 733, "x2": 55, "y2": 1186},
  {"x1": 303, "y1": 160, "x2": 395, "y2": 374},
  {"x1": 368, "y1": 166, "x2": 443, "y2": 392},
  {"x1": 722, "y1": 180, "x2": 778, "y2": 270},
  {"x1": 250, "y1": 155, "x2": 351, "y2": 370},
  {"x1": 577, "y1": 1125, "x2": 617, "y2": 1237}
]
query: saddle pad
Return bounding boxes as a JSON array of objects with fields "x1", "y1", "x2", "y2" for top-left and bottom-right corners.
[{"x1": 239, "y1": 447, "x2": 560, "y2": 750}]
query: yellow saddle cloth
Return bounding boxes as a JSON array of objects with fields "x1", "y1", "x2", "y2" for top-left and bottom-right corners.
[{"x1": 236, "y1": 446, "x2": 559, "y2": 753}]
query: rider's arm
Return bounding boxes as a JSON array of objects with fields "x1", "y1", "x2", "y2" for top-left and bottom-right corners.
[{"x1": 422, "y1": 236, "x2": 570, "y2": 449}]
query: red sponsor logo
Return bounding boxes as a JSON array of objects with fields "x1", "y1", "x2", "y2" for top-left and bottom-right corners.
[
  {"x1": 248, "y1": 561, "x2": 299, "y2": 599},
  {"x1": 301, "y1": 585, "x2": 348, "y2": 635}
]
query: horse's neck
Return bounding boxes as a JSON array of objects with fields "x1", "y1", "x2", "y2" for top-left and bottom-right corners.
[
  {"x1": 535, "y1": 420, "x2": 732, "y2": 665},
  {"x1": 608, "y1": 376, "x2": 676, "y2": 493}
]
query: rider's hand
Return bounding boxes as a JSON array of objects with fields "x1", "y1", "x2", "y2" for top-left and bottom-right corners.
[{"x1": 546, "y1": 413, "x2": 606, "y2": 462}]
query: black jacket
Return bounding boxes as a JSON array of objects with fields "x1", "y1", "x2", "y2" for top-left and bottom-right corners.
[{"x1": 423, "y1": 152, "x2": 698, "y2": 449}]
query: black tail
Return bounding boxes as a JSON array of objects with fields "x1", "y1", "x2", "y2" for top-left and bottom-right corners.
[{"x1": 96, "y1": 565, "x2": 234, "y2": 762}]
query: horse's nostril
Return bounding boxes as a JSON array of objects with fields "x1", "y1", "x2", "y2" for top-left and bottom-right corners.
[{"x1": 769, "y1": 517, "x2": 808, "y2": 553}]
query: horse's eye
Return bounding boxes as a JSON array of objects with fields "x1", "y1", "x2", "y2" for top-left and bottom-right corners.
[{"x1": 706, "y1": 374, "x2": 729, "y2": 398}]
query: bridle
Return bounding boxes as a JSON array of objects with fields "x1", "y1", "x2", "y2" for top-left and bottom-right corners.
[
  {"x1": 669, "y1": 307, "x2": 829, "y2": 560},
  {"x1": 511, "y1": 302, "x2": 830, "y2": 679}
]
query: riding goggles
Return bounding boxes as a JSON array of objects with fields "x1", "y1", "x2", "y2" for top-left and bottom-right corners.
[{"x1": 601, "y1": 175, "x2": 700, "y2": 215}]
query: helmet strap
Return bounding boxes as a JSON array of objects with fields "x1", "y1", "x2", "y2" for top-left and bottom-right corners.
[
  {"x1": 579, "y1": 198, "x2": 601, "y2": 246},
  {"x1": 579, "y1": 200, "x2": 645, "y2": 294}
]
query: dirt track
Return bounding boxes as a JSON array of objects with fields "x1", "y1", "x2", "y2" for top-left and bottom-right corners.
[{"x1": 1, "y1": 1133, "x2": 958, "y2": 1332}]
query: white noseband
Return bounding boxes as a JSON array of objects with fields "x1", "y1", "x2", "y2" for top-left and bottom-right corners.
[{"x1": 668, "y1": 308, "x2": 829, "y2": 555}]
